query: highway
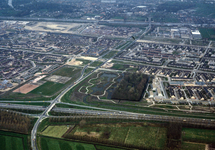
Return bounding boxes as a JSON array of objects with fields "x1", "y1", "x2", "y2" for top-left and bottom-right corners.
[
  {"x1": 1, "y1": 102, "x2": 215, "y2": 127},
  {"x1": 1, "y1": 16, "x2": 215, "y2": 27}
]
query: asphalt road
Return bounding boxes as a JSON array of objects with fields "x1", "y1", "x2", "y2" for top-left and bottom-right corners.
[
  {"x1": 1, "y1": 102, "x2": 215, "y2": 127},
  {"x1": 1, "y1": 16, "x2": 215, "y2": 27}
]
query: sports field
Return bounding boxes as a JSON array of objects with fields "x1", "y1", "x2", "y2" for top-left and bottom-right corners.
[
  {"x1": 0, "y1": 131, "x2": 29, "y2": 150},
  {"x1": 30, "y1": 81, "x2": 64, "y2": 96},
  {"x1": 30, "y1": 66, "x2": 82, "y2": 96},
  {"x1": 13, "y1": 84, "x2": 39, "y2": 94}
]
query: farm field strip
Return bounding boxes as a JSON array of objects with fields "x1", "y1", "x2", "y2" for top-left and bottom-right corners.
[{"x1": 42, "y1": 125, "x2": 72, "y2": 138}]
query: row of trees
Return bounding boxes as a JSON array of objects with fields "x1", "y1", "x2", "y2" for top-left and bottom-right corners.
[
  {"x1": 0, "y1": 109, "x2": 31, "y2": 134},
  {"x1": 166, "y1": 122, "x2": 182, "y2": 150},
  {"x1": 112, "y1": 73, "x2": 148, "y2": 101}
]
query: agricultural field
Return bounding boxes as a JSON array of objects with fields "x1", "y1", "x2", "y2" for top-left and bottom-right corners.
[
  {"x1": 125, "y1": 126, "x2": 166, "y2": 148},
  {"x1": 66, "y1": 123, "x2": 167, "y2": 149},
  {"x1": 0, "y1": 131, "x2": 29, "y2": 150},
  {"x1": 38, "y1": 137, "x2": 96, "y2": 150},
  {"x1": 181, "y1": 142, "x2": 205, "y2": 150},
  {"x1": 182, "y1": 128, "x2": 215, "y2": 144},
  {"x1": 41, "y1": 125, "x2": 72, "y2": 138}
]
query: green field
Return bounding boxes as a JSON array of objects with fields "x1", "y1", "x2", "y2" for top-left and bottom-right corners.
[
  {"x1": 124, "y1": 126, "x2": 166, "y2": 149},
  {"x1": 39, "y1": 136, "x2": 96, "y2": 150},
  {"x1": 53, "y1": 66, "x2": 82, "y2": 77},
  {"x1": 29, "y1": 66, "x2": 82, "y2": 96},
  {"x1": 0, "y1": 131, "x2": 29, "y2": 150},
  {"x1": 103, "y1": 51, "x2": 118, "y2": 59},
  {"x1": 89, "y1": 61, "x2": 103, "y2": 67},
  {"x1": 68, "y1": 123, "x2": 167, "y2": 149},
  {"x1": 181, "y1": 142, "x2": 205, "y2": 150},
  {"x1": 199, "y1": 28, "x2": 215, "y2": 41},
  {"x1": 182, "y1": 128, "x2": 215, "y2": 144},
  {"x1": 30, "y1": 82, "x2": 64, "y2": 96},
  {"x1": 111, "y1": 64, "x2": 128, "y2": 70},
  {"x1": 42, "y1": 125, "x2": 72, "y2": 138}
]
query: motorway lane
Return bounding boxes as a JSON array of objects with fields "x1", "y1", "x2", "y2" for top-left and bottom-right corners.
[
  {"x1": 51, "y1": 108, "x2": 215, "y2": 127},
  {"x1": 1, "y1": 17, "x2": 215, "y2": 27},
  {"x1": 1, "y1": 102, "x2": 215, "y2": 127},
  {"x1": 1, "y1": 101, "x2": 215, "y2": 133},
  {"x1": 0, "y1": 103, "x2": 45, "y2": 111}
]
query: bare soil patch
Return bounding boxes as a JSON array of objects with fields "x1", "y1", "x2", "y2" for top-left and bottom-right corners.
[{"x1": 13, "y1": 84, "x2": 39, "y2": 94}]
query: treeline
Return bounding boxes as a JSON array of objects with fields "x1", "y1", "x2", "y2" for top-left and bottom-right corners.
[
  {"x1": 157, "y1": 2, "x2": 196, "y2": 12},
  {"x1": 111, "y1": 73, "x2": 148, "y2": 101},
  {"x1": 48, "y1": 117, "x2": 136, "y2": 123},
  {"x1": 166, "y1": 122, "x2": 182, "y2": 150},
  {"x1": 0, "y1": 109, "x2": 31, "y2": 134},
  {"x1": 14, "y1": 2, "x2": 79, "y2": 17}
]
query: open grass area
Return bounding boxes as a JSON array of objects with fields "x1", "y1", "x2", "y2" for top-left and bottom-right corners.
[
  {"x1": 68, "y1": 123, "x2": 166, "y2": 149},
  {"x1": 89, "y1": 61, "x2": 103, "y2": 67},
  {"x1": 124, "y1": 126, "x2": 167, "y2": 149},
  {"x1": 111, "y1": 64, "x2": 128, "y2": 70},
  {"x1": 181, "y1": 142, "x2": 205, "y2": 150},
  {"x1": 103, "y1": 51, "x2": 118, "y2": 59},
  {"x1": 53, "y1": 66, "x2": 82, "y2": 77},
  {"x1": 0, "y1": 92, "x2": 54, "y2": 101},
  {"x1": 30, "y1": 82, "x2": 64, "y2": 96},
  {"x1": 39, "y1": 136, "x2": 96, "y2": 150},
  {"x1": 83, "y1": 68, "x2": 94, "y2": 76},
  {"x1": 182, "y1": 128, "x2": 215, "y2": 144},
  {"x1": 0, "y1": 130, "x2": 29, "y2": 150},
  {"x1": 42, "y1": 125, "x2": 72, "y2": 138},
  {"x1": 199, "y1": 28, "x2": 215, "y2": 41}
]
